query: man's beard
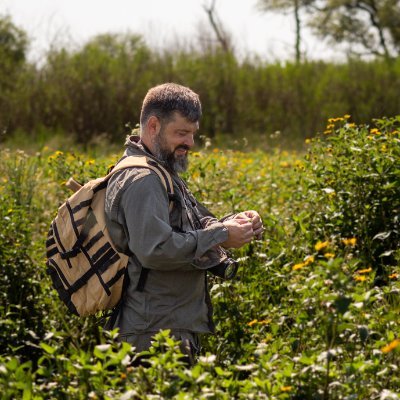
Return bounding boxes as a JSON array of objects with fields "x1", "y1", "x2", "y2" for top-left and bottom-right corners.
[{"x1": 153, "y1": 130, "x2": 189, "y2": 173}]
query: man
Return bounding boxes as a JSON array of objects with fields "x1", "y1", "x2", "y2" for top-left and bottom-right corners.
[{"x1": 104, "y1": 83, "x2": 263, "y2": 363}]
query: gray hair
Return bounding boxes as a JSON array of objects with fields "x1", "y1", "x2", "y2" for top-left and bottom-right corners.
[{"x1": 140, "y1": 83, "x2": 202, "y2": 128}]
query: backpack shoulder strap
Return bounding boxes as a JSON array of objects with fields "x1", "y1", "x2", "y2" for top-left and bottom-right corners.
[
  {"x1": 106, "y1": 156, "x2": 175, "y2": 294},
  {"x1": 107, "y1": 155, "x2": 174, "y2": 195}
]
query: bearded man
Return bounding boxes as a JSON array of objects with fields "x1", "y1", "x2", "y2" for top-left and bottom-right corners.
[{"x1": 104, "y1": 83, "x2": 263, "y2": 363}]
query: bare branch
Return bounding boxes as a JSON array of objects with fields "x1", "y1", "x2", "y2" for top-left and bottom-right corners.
[{"x1": 203, "y1": 0, "x2": 231, "y2": 53}]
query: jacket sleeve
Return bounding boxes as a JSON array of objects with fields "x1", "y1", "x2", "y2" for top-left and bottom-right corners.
[
  {"x1": 195, "y1": 200, "x2": 236, "y2": 228},
  {"x1": 118, "y1": 173, "x2": 229, "y2": 271}
]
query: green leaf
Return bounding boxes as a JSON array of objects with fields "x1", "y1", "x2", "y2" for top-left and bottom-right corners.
[
  {"x1": 334, "y1": 295, "x2": 352, "y2": 314},
  {"x1": 298, "y1": 355, "x2": 314, "y2": 365},
  {"x1": 215, "y1": 366, "x2": 231, "y2": 376},
  {"x1": 39, "y1": 343, "x2": 56, "y2": 355}
]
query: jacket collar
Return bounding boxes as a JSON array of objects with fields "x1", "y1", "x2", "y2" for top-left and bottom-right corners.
[{"x1": 124, "y1": 134, "x2": 174, "y2": 175}]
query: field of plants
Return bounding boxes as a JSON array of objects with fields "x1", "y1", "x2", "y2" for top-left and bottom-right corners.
[{"x1": 1, "y1": 116, "x2": 399, "y2": 399}]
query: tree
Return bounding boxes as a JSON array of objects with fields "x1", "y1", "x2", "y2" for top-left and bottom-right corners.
[
  {"x1": 0, "y1": 15, "x2": 28, "y2": 135},
  {"x1": 257, "y1": 0, "x2": 315, "y2": 63},
  {"x1": 0, "y1": 14, "x2": 28, "y2": 82},
  {"x1": 309, "y1": 0, "x2": 400, "y2": 58}
]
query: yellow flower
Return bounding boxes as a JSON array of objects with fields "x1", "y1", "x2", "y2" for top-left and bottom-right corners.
[
  {"x1": 342, "y1": 238, "x2": 357, "y2": 247},
  {"x1": 281, "y1": 386, "x2": 292, "y2": 392},
  {"x1": 55, "y1": 150, "x2": 64, "y2": 156},
  {"x1": 293, "y1": 262, "x2": 305, "y2": 271},
  {"x1": 381, "y1": 339, "x2": 400, "y2": 353},
  {"x1": 370, "y1": 128, "x2": 380, "y2": 135},
  {"x1": 305, "y1": 138, "x2": 311, "y2": 144},
  {"x1": 212, "y1": 148, "x2": 220, "y2": 153},
  {"x1": 328, "y1": 117, "x2": 343, "y2": 123},
  {"x1": 344, "y1": 114, "x2": 351, "y2": 119},
  {"x1": 315, "y1": 241, "x2": 329, "y2": 251},
  {"x1": 326, "y1": 124, "x2": 335, "y2": 130},
  {"x1": 294, "y1": 160, "x2": 304, "y2": 168},
  {"x1": 389, "y1": 273, "x2": 398, "y2": 280},
  {"x1": 324, "y1": 253, "x2": 335, "y2": 259},
  {"x1": 85, "y1": 159, "x2": 95, "y2": 165},
  {"x1": 280, "y1": 161, "x2": 290, "y2": 168},
  {"x1": 356, "y1": 267, "x2": 372, "y2": 274},
  {"x1": 324, "y1": 130, "x2": 332, "y2": 135},
  {"x1": 354, "y1": 275, "x2": 366, "y2": 282},
  {"x1": 304, "y1": 255, "x2": 314, "y2": 265},
  {"x1": 248, "y1": 319, "x2": 272, "y2": 327},
  {"x1": 346, "y1": 123, "x2": 356, "y2": 128},
  {"x1": 258, "y1": 319, "x2": 271, "y2": 325}
]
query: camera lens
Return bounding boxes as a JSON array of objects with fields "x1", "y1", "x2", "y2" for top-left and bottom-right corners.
[{"x1": 209, "y1": 258, "x2": 238, "y2": 280}]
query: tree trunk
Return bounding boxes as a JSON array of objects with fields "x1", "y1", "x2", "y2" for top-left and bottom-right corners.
[{"x1": 294, "y1": 0, "x2": 301, "y2": 63}]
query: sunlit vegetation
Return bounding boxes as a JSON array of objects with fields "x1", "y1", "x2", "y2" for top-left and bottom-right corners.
[{"x1": 1, "y1": 116, "x2": 399, "y2": 399}]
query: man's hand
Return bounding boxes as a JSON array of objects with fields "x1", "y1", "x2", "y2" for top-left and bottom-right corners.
[
  {"x1": 233, "y1": 210, "x2": 264, "y2": 240},
  {"x1": 221, "y1": 219, "x2": 254, "y2": 249}
]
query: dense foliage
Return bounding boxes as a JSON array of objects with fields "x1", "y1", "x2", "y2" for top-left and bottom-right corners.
[
  {"x1": 0, "y1": 116, "x2": 399, "y2": 399},
  {"x1": 1, "y1": 12, "x2": 400, "y2": 147}
]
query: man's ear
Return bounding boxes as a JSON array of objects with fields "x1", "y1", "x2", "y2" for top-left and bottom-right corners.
[{"x1": 147, "y1": 116, "x2": 161, "y2": 139}]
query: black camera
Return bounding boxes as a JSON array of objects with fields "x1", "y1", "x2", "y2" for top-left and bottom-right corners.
[{"x1": 209, "y1": 258, "x2": 238, "y2": 280}]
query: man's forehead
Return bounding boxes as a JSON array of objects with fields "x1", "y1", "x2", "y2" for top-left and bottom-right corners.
[{"x1": 169, "y1": 112, "x2": 199, "y2": 128}]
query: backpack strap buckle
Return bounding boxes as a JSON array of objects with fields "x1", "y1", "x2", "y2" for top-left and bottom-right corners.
[{"x1": 60, "y1": 246, "x2": 80, "y2": 259}]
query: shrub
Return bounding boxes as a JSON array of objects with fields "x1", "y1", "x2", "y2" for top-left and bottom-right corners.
[{"x1": 303, "y1": 115, "x2": 400, "y2": 280}]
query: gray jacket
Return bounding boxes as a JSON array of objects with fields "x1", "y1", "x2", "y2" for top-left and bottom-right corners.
[{"x1": 104, "y1": 136, "x2": 230, "y2": 338}]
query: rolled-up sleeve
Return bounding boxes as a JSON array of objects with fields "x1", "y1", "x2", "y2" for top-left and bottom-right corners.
[{"x1": 119, "y1": 173, "x2": 228, "y2": 271}]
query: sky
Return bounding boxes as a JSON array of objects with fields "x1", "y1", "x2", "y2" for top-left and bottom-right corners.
[{"x1": 1, "y1": 0, "x2": 336, "y2": 62}]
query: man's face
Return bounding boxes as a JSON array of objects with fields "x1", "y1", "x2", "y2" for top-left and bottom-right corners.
[{"x1": 153, "y1": 112, "x2": 198, "y2": 173}]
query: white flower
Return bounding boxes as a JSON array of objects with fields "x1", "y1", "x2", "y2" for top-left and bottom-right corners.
[
  {"x1": 95, "y1": 344, "x2": 111, "y2": 352},
  {"x1": 199, "y1": 354, "x2": 216, "y2": 364}
]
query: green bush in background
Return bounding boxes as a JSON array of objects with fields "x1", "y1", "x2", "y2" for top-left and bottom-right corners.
[{"x1": 1, "y1": 12, "x2": 400, "y2": 149}]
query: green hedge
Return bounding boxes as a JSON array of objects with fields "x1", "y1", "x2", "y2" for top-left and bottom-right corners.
[{"x1": 1, "y1": 31, "x2": 400, "y2": 147}]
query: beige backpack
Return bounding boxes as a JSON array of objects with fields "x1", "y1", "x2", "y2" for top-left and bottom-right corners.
[{"x1": 46, "y1": 156, "x2": 173, "y2": 317}]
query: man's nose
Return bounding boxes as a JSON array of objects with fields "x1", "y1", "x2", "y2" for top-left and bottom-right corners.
[{"x1": 184, "y1": 134, "x2": 195, "y2": 148}]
